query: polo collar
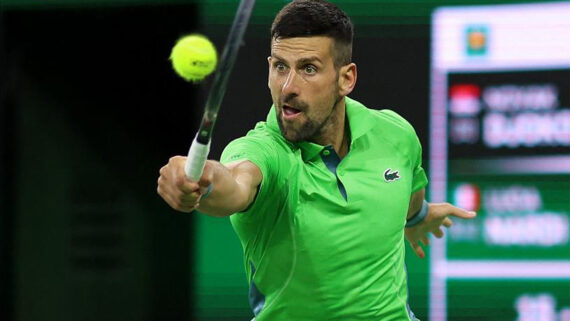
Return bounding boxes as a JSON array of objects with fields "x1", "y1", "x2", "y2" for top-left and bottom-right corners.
[{"x1": 265, "y1": 97, "x2": 375, "y2": 162}]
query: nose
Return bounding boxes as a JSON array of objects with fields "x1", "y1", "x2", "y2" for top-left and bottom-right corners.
[{"x1": 281, "y1": 69, "x2": 301, "y2": 97}]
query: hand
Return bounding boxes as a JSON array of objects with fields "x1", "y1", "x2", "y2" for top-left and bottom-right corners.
[
  {"x1": 405, "y1": 202, "x2": 476, "y2": 258},
  {"x1": 156, "y1": 156, "x2": 213, "y2": 213}
]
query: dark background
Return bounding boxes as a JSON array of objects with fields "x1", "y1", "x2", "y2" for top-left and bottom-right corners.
[
  {"x1": 1, "y1": 5, "x2": 201, "y2": 321},
  {"x1": 447, "y1": 69, "x2": 570, "y2": 159},
  {"x1": 1, "y1": 1, "x2": 561, "y2": 320}
]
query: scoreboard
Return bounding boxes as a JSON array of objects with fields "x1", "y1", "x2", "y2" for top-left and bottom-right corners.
[{"x1": 430, "y1": 3, "x2": 570, "y2": 321}]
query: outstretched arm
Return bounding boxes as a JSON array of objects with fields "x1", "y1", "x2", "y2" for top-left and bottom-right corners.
[
  {"x1": 405, "y1": 188, "x2": 477, "y2": 258},
  {"x1": 157, "y1": 156, "x2": 262, "y2": 217}
]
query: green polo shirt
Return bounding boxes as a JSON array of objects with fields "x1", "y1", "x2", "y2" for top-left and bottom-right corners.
[{"x1": 220, "y1": 97, "x2": 427, "y2": 321}]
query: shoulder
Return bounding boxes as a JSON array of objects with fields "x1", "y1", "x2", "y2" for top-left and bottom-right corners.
[
  {"x1": 371, "y1": 109, "x2": 422, "y2": 155},
  {"x1": 241, "y1": 121, "x2": 291, "y2": 152},
  {"x1": 346, "y1": 97, "x2": 417, "y2": 138},
  {"x1": 370, "y1": 109, "x2": 417, "y2": 138},
  {"x1": 221, "y1": 120, "x2": 292, "y2": 163},
  {"x1": 346, "y1": 98, "x2": 421, "y2": 153},
  {"x1": 366, "y1": 108, "x2": 424, "y2": 165}
]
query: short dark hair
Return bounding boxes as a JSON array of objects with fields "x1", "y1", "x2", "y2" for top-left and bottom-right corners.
[{"x1": 271, "y1": 0, "x2": 354, "y2": 68}]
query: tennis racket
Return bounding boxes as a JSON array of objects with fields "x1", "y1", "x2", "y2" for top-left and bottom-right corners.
[{"x1": 185, "y1": 0, "x2": 256, "y2": 181}]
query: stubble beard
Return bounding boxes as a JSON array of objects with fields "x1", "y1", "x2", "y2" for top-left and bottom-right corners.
[{"x1": 276, "y1": 93, "x2": 342, "y2": 143}]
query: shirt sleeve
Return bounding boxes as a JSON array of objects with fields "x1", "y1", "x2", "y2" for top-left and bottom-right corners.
[
  {"x1": 410, "y1": 132, "x2": 428, "y2": 193},
  {"x1": 377, "y1": 109, "x2": 428, "y2": 193},
  {"x1": 220, "y1": 131, "x2": 278, "y2": 217}
]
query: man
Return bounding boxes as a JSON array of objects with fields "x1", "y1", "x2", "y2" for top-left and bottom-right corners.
[{"x1": 157, "y1": 0, "x2": 476, "y2": 320}]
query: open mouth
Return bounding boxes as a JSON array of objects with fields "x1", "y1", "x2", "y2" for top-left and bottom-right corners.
[{"x1": 283, "y1": 105, "x2": 301, "y2": 117}]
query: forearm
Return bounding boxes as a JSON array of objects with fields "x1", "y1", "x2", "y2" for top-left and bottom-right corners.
[{"x1": 197, "y1": 160, "x2": 259, "y2": 217}]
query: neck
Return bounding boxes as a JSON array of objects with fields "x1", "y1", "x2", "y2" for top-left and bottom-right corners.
[
  {"x1": 311, "y1": 98, "x2": 350, "y2": 159},
  {"x1": 338, "y1": 119, "x2": 351, "y2": 159}
]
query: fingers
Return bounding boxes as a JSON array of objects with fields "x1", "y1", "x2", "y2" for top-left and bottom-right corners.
[
  {"x1": 443, "y1": 203, "x2": 477, "y2": 219},
  {"x1": 198, "y1": 161, "x2": 215, "y2": 193},
  {"x1": 158, "y1": 188, "x2": 198, "y2": 213},
  {"x1": 176, "y1": 175, "x2": 199, "y2": 194},
  {"x1": 157, "y1": 179, "x2": 201, "y2": 212},
  {"x1": 409, "y1": 241, "x2": 426, "y2": 259},
  {"x1": 170, "y1": 157, "x2": 200, "y2": 192},
  {"x1": 442, "y1": 217, "x2": 453, "y2": 228},
  {"x1": 433, "y1": 227, "x2": 444, "y2": 238},
  {"x1": 421, "y1": 235, "x2": 430, "y2": 246},
  {"x1": 157, "y1": 156, "x2": 205, "y2": 212}
]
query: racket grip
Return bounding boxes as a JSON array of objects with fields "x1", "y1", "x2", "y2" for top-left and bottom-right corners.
[{"x1": 185, "y1": 135, "x2": 211, "y2": 182}]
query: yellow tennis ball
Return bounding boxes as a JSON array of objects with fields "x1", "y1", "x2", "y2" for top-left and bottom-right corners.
[{"x1": 170, "y1": 34, "x2": 217, "y2": 82}]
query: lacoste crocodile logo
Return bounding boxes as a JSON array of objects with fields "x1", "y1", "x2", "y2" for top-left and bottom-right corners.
[{"x1": 384, "y1": 168, "x2": 400, "y2": 182}]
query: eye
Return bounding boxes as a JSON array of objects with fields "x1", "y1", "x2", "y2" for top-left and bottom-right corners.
[
  {"x1": 304, "y1": 65, "x2": 317, "y2": 74},
  {"x1": 274, "y1": 62, "x2": 287, "y2": 73}
]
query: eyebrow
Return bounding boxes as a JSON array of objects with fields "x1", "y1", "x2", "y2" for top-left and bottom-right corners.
[{"x1": 272, "y1": 54, "x2": 323, "y2": 66}]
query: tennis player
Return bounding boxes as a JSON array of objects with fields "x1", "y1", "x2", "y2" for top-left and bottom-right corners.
[{"x1": 157, "y1": 0, "x2": 476, "y2": 320}]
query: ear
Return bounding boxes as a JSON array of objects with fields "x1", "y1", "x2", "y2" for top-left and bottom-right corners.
[
  {"x1": 267, "y1": 56, "x2": 272, "y2": 88},
  {"x1": 338, "y1": 63, "x2": 357, "y2": 96}
]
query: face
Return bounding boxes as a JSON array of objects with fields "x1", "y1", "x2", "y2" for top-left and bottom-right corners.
[{"x1": 268, "y1": 36, "x2": 344, "y2": 142}]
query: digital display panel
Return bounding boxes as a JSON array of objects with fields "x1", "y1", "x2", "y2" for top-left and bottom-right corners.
[
  {"x1": 448, "y1": 175, "x2": 569, "y2": 260},
  {"x1": 448, "y1": 69, "x2": 570, "y2": 159},
  {"x1": 447, "y1": 280, "x2": 570, "y2": 321},
  {"x1": 430, "y1": 2, "x2": 570, "y2": 321}
]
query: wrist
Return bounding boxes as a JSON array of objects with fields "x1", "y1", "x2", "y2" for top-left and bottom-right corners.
[
  {"x1": 406, "y1": 200, "x2": 429, "y2": 227},
  {"x1": 201, "y1": 183, "x2": 213, "y2": 199}
]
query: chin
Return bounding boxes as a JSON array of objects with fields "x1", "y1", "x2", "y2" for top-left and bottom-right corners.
[
  {"x1": 280, "y1": 128, "x2": 303, "y2": 143},
  {"x1": 276, "y1": 113, "x2": 313, "y2": 142}
]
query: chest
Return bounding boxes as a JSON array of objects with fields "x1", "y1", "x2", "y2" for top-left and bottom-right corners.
[{"x1": 291, "y1": 142, "x2": 413, "y2": 254}]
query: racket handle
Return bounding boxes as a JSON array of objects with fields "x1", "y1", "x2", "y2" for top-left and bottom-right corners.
[{"x1": 185, "y1": 134, "x2": 211, "y2": 182}]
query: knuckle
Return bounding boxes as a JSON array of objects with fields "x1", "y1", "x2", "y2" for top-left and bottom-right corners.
[
  {"x1": 173, "y1": 201, "x2": 183, "y2": 211},
  {"x1": 176, "y1": 177, "x2": 186, "y2": 187},
  {"x1": 179, "y1": 191, "x2": 196, "y2": 202},
  {"x1": 171, "y1": 155, "x2": 185, "y2": 164}
]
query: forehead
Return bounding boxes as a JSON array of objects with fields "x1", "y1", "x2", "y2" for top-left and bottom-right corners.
[{"x1": 270, "y1": 36, "x2": 334, "y2": 62}]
